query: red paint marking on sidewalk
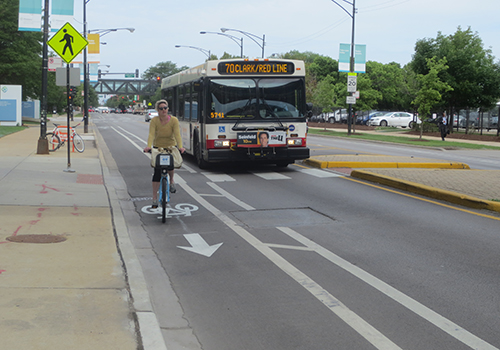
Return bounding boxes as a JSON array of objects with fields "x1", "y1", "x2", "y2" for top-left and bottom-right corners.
[
  {"x1": 73, "y1": 204, "x2": 79, "y2": 211},
  {"x1": 29, "y1": 220, "x2": 40, "y2": 225},
  {"x1": 71, "y1": 213, "x2": 82, "y2": 216},
  {"x1": 37, "y1": 184, "x2": 60, "y2": 194},
  {"x1": 13, "y1": 226, "x2": 22, "y2": 236},
  {"x1": 0, "y1": 270, "x2": 6, "y2": 275},
  {"x1": 0, "y1": 241, "x2": 9, "y2": 244}
]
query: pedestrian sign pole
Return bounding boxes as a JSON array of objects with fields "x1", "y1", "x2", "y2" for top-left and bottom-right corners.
[{"x1": 48, "y1": 22, "x2": 88, "y2": 172}]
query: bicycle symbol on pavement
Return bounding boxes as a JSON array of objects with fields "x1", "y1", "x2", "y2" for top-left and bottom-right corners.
[{"x1": 141, "y1": 203, "x2": 199, "y2": 218}]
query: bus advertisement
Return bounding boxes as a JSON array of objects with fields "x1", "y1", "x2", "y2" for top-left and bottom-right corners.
[{"x1": 161, "y1": 58, "x2": 311, "y2": 169}]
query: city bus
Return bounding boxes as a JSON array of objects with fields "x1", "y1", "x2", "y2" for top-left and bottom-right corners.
[{"x1": 161, "y1": 58, "x2": 311, "y2": 168}]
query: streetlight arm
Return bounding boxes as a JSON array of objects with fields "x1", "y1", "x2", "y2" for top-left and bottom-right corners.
[
  {"x1": 331, "y1": 0, "x2": 353, "y2": 18},
  {"x1": 175, "y1": 45, "x2": 210, "y2": 58},
  {"x1": 201, "y1": 31, "x2": 241, "y2": 47},
  {"x1": 221, "y1": 28, "x2": 263, "y2": 49}
]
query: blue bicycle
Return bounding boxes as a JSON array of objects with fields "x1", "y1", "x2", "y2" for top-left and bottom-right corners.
[{"x1": 150, "y1": 149, "x2": 174, "y2": 223}]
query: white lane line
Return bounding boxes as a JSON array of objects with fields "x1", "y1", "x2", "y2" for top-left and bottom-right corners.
[
  {"x1": 111, "y1": 126, "x2": 149, "y2": 156},
  {"x1": 206, "y1": 182, "x2": 255, "y2": 211},
  {"x1": 179, "y1": 181, "x2": 402, "y2": 350},
  {"x1": 297, "y1": 168, "x2": 345, "y2": 178},
  {"x1": 276, "y1": 226, "x2": 499, "y2": 350},
  {"x1": 201, "y1": 172, "x2": 236, "y2": 182},
  {"x1": 116, "y1": 126, "x2": 147, "y2": 143},
  {"x1": 250, "y1": 171, "x2": 291, "y2": 180}
]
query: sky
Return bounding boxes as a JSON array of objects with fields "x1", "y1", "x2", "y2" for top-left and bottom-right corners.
[{"x1": 71, "y1": 0, "x2": 499, "y2": 78}]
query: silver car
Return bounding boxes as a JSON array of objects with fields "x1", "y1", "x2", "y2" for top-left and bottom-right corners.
[
  {"x1": 145, "y1": 109, "x2": 158, "y2": 122},
  {"x1": 368, "y1": 112, "x2": 421, "y2": 128}
]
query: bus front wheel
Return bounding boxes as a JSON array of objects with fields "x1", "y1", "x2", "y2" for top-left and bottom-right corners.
[{"x1": 194, "y1": 138, "x2": 209, "y2": 169}]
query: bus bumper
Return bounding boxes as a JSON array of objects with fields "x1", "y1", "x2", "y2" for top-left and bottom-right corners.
[{"x1": 206, "y1": 147, "x2": 310, "y2": 163}]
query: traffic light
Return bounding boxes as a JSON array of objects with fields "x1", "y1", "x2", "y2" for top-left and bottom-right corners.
[
  {"x1": 68, "y1": 86, "x2": 75, "y2": 103},
  {"x1": 135, "y1": 69, "x2": 139, "y2": 78},
  {"x1": 156, "y1": 76, "x2": 161, "y2": 83},
  {"x1": 98, "y1": 69, "x2": 101, "y2": 79}
]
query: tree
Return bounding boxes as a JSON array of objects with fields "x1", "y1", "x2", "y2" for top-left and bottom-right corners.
[
  {"x1": 142, "y1": 61, "x2": 188, "y2": 80},
  {"x1": 0, "y1": 0, "x2": 43, "y2": 100},
  {"x1": 366, "y1": 61, "x2": 408, "y2": 110},
  {"x1": 411, "y1": 27, "x2": 500, "y2": 114},
  {"x1": 412, "y1": 57, "x2": 453, "y2": 137}
]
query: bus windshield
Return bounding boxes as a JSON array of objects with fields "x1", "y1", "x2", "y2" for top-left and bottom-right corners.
[{"x1": 209, "y1": 78, "x2": 305, "y2": 121}]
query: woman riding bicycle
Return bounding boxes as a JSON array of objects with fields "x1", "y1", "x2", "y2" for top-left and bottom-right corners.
[{"x1": 143, "y1": 100, "x2": 185, "y2": 208}]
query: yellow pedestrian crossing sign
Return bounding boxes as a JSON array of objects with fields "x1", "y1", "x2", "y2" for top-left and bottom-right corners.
[{"x1": 48, "y1": 22, "x2": 88, "y2": 64}]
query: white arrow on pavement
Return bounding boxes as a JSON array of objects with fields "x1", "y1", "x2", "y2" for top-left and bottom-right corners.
[{"x1": 177, "y1": 233, "x2": 223, "y2": 257}]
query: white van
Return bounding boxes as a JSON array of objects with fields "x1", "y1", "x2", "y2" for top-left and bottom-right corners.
[{"x1": 97, "y1": 107, "x2": 109, "y2": 113}]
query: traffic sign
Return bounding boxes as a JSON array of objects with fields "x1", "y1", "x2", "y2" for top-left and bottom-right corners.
[
  {"x1": 48, "y1": 22, "x2": 88, "y2": 64},
  {"x1": 346, "y1": 96, "x2": 356, "y2": 104},
  {"x1": 347, "y1": 72, "x2": 357, "y2": 92}
]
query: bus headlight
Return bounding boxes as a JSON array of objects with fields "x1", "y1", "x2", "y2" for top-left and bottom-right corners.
[
  {"x1": 214, "y1": 140, "x2": 231, "y2": 148},
  {"x1": 287, "y1": 138, "x2": 303, "y2": 146}
]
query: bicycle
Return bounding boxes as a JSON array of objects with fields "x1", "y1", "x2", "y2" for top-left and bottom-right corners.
[
  {"x1": 46, "y1": 122, "x2": 85, "y2": 153},
  {"x1": 147, "y1": 148, "x2": 175, "y2": 223}
]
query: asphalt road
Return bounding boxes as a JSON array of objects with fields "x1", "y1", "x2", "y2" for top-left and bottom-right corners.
[{"x1": 94, "y1": 113, "x2": 500, "y2": 350}]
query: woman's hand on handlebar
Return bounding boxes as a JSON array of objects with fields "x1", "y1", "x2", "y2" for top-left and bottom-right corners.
[
  {"x1": 143, "y1": 146, "x2": 152, "y2": 153},
  {"x1": 179, "y1": 147, "x2": 186, "y2": 154}
]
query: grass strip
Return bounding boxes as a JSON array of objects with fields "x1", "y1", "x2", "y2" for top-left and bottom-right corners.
[
  {"x1": 0, "y1": 126, "x2": 27, "y2": 138},
  {"x1": 308, "y1": 128, "x2": 500, "y2": 150}
]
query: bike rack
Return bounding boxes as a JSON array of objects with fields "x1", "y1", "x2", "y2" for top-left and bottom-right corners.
[{"x1": 56, "y1": 126, "x2": 76, "y2": 152}]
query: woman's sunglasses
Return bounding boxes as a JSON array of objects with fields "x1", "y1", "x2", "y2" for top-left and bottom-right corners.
[{"x1": 158, "y1": 107, "x2": 168, "y2": 111}]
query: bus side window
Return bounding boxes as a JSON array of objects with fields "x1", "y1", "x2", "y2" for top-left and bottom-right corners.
[{"x1": 178, "y1": 86, "x2": 185, "y2": 120}]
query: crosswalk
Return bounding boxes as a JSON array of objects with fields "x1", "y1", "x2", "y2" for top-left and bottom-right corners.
[{"x1": 200, "y1": 167, "x2": 345, "y2": 182}]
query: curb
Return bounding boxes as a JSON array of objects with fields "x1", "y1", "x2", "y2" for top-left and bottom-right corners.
[
  {"x1": 303, "y1": 159, "x2": 470, "y2": 170},
  {"x1": 351, "y1": 170, "x2": 500, "y2": 213}
]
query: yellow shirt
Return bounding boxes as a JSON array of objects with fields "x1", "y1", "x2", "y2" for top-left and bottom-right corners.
[{"x1": 147, "y1": 115, "x2": 183, "y2": 149}]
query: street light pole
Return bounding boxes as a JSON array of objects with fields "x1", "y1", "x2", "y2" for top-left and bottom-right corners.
[
  {"x1": 220, "y1": 28, "x2": 265, "y2": 58},
  {"x1": 83, "y1": 0, "x2": 90, "y2": 133},
  {"x1": 175, "y1": 45, "x2": 211, "y2": 59},
  {"x1": 331, "y1": 0, "x2": 356, "y2": 135},
  {"x1": 200, "y1": 31, "x2": 243, "y2": 58}
]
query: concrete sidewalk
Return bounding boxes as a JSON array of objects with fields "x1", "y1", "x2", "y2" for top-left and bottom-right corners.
[{"x1": 0, "y1": 123, "x2": 146, "y2": 349}]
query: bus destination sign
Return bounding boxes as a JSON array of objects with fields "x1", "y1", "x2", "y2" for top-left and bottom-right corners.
[{"x1": 218, "y1": 61, "x2": 295, "y2": 75}]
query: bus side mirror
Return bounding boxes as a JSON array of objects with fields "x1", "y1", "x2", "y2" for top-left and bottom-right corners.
[
  {"x1": 193, "y1": 79, "x2": 203, "y2": 92},
  {"x1": 306, "y1": 103, "x2": 313, "y2": 118}
]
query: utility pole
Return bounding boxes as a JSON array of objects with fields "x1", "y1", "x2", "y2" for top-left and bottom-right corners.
[{"x1": 36, "y1": 0, "x2": 50, "y2": 154}]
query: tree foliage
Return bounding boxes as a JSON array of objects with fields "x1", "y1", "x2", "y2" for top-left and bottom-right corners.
[
  {"x1": 411, "y1": 26, "x2": 500, "y2": 112},
  {"x1": 0, "y1": 0, "x2": 43, "y2": 100},
  {"x1": 142, "y1": 61, "x2": 188, "y2": 80},
  {"x1": 412, "y1": 57, "x2": 453, "y2": 119}
]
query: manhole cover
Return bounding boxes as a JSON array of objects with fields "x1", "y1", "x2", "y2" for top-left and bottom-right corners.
[{"x1": 6, "y1": 234, "x2": 66, "y2": 244}]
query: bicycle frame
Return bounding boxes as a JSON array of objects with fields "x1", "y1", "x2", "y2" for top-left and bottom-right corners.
[
  {"x1": 154, "y1": 151, "x2": 174, "y2": 223},
  {"x1": 158, "y1": 168, "x2": 170, "y2": 223}
]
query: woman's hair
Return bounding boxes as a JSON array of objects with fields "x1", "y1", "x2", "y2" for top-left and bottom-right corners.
[{"x1": 155, "y1": 99, "x2": 168, "y2": 111}]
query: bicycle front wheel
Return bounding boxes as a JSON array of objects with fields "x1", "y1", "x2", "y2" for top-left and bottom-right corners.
[
  {"x1": 46, "y1": 132, "x2": 61, "y2": 151},
  {"x1": 73, "y1": 133, "x2": 85, "y2": 153},
  {"x1": 161, "y1": 176, "x2": 168, "y2": 223}
]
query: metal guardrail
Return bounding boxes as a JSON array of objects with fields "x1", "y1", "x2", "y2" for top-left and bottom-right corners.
[{"x1": 91, "y1": 79, "x2": 158, "y2": 96}]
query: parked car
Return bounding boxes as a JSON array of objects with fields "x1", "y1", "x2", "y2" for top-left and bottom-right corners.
[
  {"x1": 487, "y1": 116, "x2": 498, "y2": 131},
  {"x1": 361, "y1": 111, "x2": 388, "y2": 125},
  {"x1": 145, "y1": 109, "x2": 158, "y2": 122},
  {"x1": 368, "y1": 112, "x2": 421, "y2": 128}
]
